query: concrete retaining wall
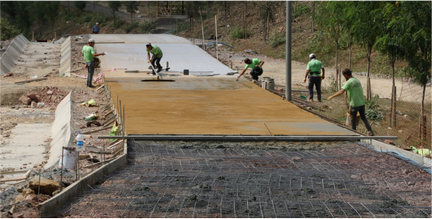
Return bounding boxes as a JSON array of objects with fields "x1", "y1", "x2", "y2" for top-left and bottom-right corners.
[
  {"x1": 44, "y1": 91, "x2": 73, "y2": 169},
  {"x1": 0, "y1": 34, "x2": 30, "y2": 75},
  {"x1": 39, "y1": 144, "x2": 127, "y2": 217},
  {"x1": 59, "y1": 36, "x2": 72, "y2": 76},
  {"x1": 361, "y1": 139, "x2": 432, "y2": 170}
]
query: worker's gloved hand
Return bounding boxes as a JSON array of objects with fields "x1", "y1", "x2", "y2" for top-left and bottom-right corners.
[
  {"x1": 147, "y1": 60, "x2": 151, "y2": 63},
  {"x1": 303, "y1": 78, "x2": 306, "y2": 83},
  {"x1": 321, "y1": 75, "x2": 325, "y2": 80}
]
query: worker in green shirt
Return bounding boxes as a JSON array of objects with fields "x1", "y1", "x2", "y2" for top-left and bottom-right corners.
[
  {"x1": 237, "y1": 58, "x2": 265, "y2": 81},
  {"x1": 328, "y1": 68, "x2": 374, "y2": 136},
  {"x1": 81, "y1": 38, "x2": 105, "y2": 88},
  {"x1": 304, "y1": 53, "x2": 325, "y2": 102},
  {"x1": 146, "y1": 43, "x2": 163, "y2": 74}
]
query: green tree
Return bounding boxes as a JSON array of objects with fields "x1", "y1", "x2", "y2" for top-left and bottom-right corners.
[
  {"x1": 74, "y1": 1, "x2": 87, "y2": 12},
  {"x1": 125, "y1": 1, "x2": 139, "y2": 22},
  {"x1": 108, "y1": 1, "x2": 122, "y2": 19},
  {"x1": 0, "y1": 18, "x2": 20, "y2": 40},
  {"x1": 396, "y1": 2, "x2": 431, "y2": 141},
  {"x1": 1, "y1": 2, "x2": 32, "y2": 33},
  {"x1": 316, "y1": 2, "x2": 344, "y2": 90},
  {"x1": 375, "y1": 2, "x2": 409, "y2": 127},
  {"x1": 348, "y1": 2, "x2": 384, "y2": 101}
]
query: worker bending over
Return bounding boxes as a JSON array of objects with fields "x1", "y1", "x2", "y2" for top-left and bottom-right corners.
[
  {"x1": 237, "y1": 58, "x2": 265, "y2": 81},
  {"x1": 328, "y1": 68, "x2": 374, "y2": 136},
  {"x1": 146, "y1": 43, "x2": 163, "y2": 74}
]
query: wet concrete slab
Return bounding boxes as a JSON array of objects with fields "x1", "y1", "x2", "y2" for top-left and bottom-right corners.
[
  {"x1": 105, "y1": 76, "x2": 355, "y2": 136},
  {"x1": 96, "y1": 43, "x2": 234, "y2": 75}
]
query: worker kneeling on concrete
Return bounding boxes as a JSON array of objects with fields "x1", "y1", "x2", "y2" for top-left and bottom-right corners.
[
  {"x1": 328, "y1": 68, "x2": 374, "y2": 136},
  {"x1": 146, "y1": 43, "x2": 163, "y2": 74},
  {"x1": 237, "y1": 58, "x2": 265, "y2": 81},
  {"x1": 82, "y1": 38, "x2": 105, "y2": 88}
]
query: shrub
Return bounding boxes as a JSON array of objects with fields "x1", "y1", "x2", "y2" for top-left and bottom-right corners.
[
  {"x1": 294, "y1": 3, "x2": 311, "y2": 18},
  {"x1": 269, "y1": 33, "x2": 286, "y2": 47},
  {"x1": 365, "y1": 94, "x2": 383, "y2": 120},
  {"x1": 123, "y1": 21, "x2": 139, "y2": 33},
  {"x1": 1, "y1": 18, "x2": 20, "y2": 40},
  {"x1": 174, "y1": 21, "x2": 187, "y2": 33},
  {"x1": 78, "y1": 13, "x2": 106, "y2": 28},
  {"x1": 112, "y1": 19, "x2": 125, "y2": 28},
  {"x1": 138, "y1": 21, "x2": 157, "y2": 33},
  {"x1": 230, "y1": 26, "x2": 251, "y2": 39}
]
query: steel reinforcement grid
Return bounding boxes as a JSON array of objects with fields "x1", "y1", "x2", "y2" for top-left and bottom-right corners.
[{"x1": 58, "y1": 141, "x2": 431, "y2": 218}]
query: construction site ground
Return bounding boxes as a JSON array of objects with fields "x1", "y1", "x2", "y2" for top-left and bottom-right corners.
[{"x1": 0, "y1": 35, "x2": 431, "y2": 218}]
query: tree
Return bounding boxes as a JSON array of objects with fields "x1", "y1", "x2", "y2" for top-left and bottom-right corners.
[
  {"x1": 374, "y1": 2, "x2": 408, "y2": 127},
  {"x1": 108, "y1": 1, "x2": 122, "y2": 19},
  {"x1": 258, "y1": 2, "x2": 277, "y2": 41},
  {"x1": 396, "y1": 2, "x2": 431, "y2": 141},
  {"x1": 74, "y1": 1, "x2": 87, "y2": 12},
  {"x1": 125, "y1": 1, "x2": 139, "y2": 22},
  {"x1": 348, "y1": 2, "x2": 384, "y2": 101},
  {"x1": 316, "y1": 2, "x2": 344, "y2": 90}
]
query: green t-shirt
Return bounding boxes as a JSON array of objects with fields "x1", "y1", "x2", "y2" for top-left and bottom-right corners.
[
  {"x1": 245, "y1": 58, "x2": 262, "y2": 70},
  {"x1": 342, "y1": 77, "x2": 365, "y2": 107},
  {"x1": 82, "y1": 45, "x2": 95, "y2": 63},
  {"x1": 146, "y1": 45, "x2": 163, "y2": 58},
  {"x1": 306, "y1": 59, "x2": 323, "y2": 77}
]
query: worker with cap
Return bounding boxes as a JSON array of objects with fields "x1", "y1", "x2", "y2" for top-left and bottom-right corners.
[
  {"x1": 237, "y1": 58, "x2": 265, "y2": 81},
  {"x1": 92, "y1": 22, "x2": 100, "y2": 34},
  {"x1": 146, "y1": 43, "x2": 163, "y2": 74},
  {"x1": 328, "y1": 68, "x2": 374, "y2": 136},
  {"x1": 304, "y1": 53, "x2": 325, "y2": 102},
  {"x1": 82, "y1": 38, "x2": 105, "y2": 88}
]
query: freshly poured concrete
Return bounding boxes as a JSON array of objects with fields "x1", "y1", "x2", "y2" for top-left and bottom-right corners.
[
  {"x1": 106, "y1": 77, "x2": 355, "y2": 135},
  {"x1": 94, "y1": 34, "x2": 356, "y2": 136}
]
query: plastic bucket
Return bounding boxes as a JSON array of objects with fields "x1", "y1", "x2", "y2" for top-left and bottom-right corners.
[{"x1": 59, "y1": 148, "x2": 77, "y2": 170}]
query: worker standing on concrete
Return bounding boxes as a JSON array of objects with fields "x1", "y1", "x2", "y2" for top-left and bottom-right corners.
[
  {"x1": 146, "y1": 43, "x2": 163, "y2": 74},
  {"x1": 82, "y1": 38, "x2": 105, "y2": 88},
  {"x1": 237, "y1": 58, "x2": 265, "y2": 81},
  {"x1": 328, "y1": 68, "x2": 374, "y2": 136},
  {"x1": 92, "y1": 22, "x2": 100, "y2": 34},
  {"x1": 303, "y1": 53, "x2": 325, "y2": 102}
]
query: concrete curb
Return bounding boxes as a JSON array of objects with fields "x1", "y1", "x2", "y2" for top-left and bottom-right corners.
[
  {"x1": 361, "y1": 139, "x2": 432, "y2": 170},
  {"x1": 60, "y1": 36, "x2": 72, "y2": 76},
  {"x1": 44, "y1": 91, "x2": 73, "y2": 169},
  {"x1": 39, "y1": 152, "x2": 127, "y2": 217},
  {"x1": 0, "y1": 34, "x2": 30, "y2": 75}
]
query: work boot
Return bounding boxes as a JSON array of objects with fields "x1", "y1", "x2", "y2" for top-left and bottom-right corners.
[
  {"x1": 367, "y1": 131, "x2": 374, "y2": 136},
  {"x1": 157, "y1": 67, "x2": 162, "y2": 73}
]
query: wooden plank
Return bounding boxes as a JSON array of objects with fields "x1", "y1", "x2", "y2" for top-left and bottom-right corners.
[
  {"x1": 81, "y1": 126, "x2": 111, "y2": 135},
  {"x1": 15, "y1": 78, "x2": 47, "y2": 84}
]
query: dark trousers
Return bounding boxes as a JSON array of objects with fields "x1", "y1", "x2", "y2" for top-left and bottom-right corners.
[
  {"x1": 250, "y1": 66, "x2": 263, "y2": 80},
  {"x1": 151, "y1": 57, "x2": 163, "y2": 70},
  {"x1": 350, "y1": 105, "x2": 373, "y2": 133},
  {"x1": 308, "y1": 76, "x2": 322, "y2": 101},
  {"x1": 86, "y1": 61, "x2": 95, "y2": 87}
]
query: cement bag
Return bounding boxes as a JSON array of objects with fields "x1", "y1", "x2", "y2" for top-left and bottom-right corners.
[
  {"x1": 109, "y1": 122, "x2": 119, "y2": 142},
  {"x1": 59, "y1": 148, "x2": 77, "y2": 170}
]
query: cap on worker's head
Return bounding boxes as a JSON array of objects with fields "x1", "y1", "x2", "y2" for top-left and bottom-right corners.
[
  {"x1": 309, "y1": 53, "x2": 316, "y2": 59},
  {"x1": 146, "y1": 43, "x2": 152, "y2": 47},
  {"x1": 96, "y1": 22, "x2": 99, "y2": 24},
  {"x1": 89, "y1": 38, "x2": 95, "y2": 43}
]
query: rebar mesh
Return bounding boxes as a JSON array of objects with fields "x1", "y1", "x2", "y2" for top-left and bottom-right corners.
[{"x1": 58, "y1": 141, "x2": 431, "y2": 218}]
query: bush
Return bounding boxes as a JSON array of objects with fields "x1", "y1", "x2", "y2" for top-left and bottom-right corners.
[
  {"x1": 112, "y1": 19, "x2": 125, "y2": 28},
  {"x1": 174, "y1": 21, "x2": 187, "y2": 33},
  {"x1": 230, "y1": 26, "x2": 251, "y2": 39},
  {"x1": 365, "y1": 94, "x2": 383, "y2": 120},
  {"x1": 123, "y1": 21, "x2": 139, "y2": 33},
  {"x1": 1, "y1": 18, "x2": 20, "y2": 41},
  {"x1": 138, "y1": 21, "x2": 156, "y2": 33},
  {"x1": 269, "y1": 33, "x2": 286, "y2": 47},
  {"x1": 78, "y1": 13, "x2": 106, "y2": 28},
  {"x1": 294, "y1": 3, "x2": 311, "y2": 18}
]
